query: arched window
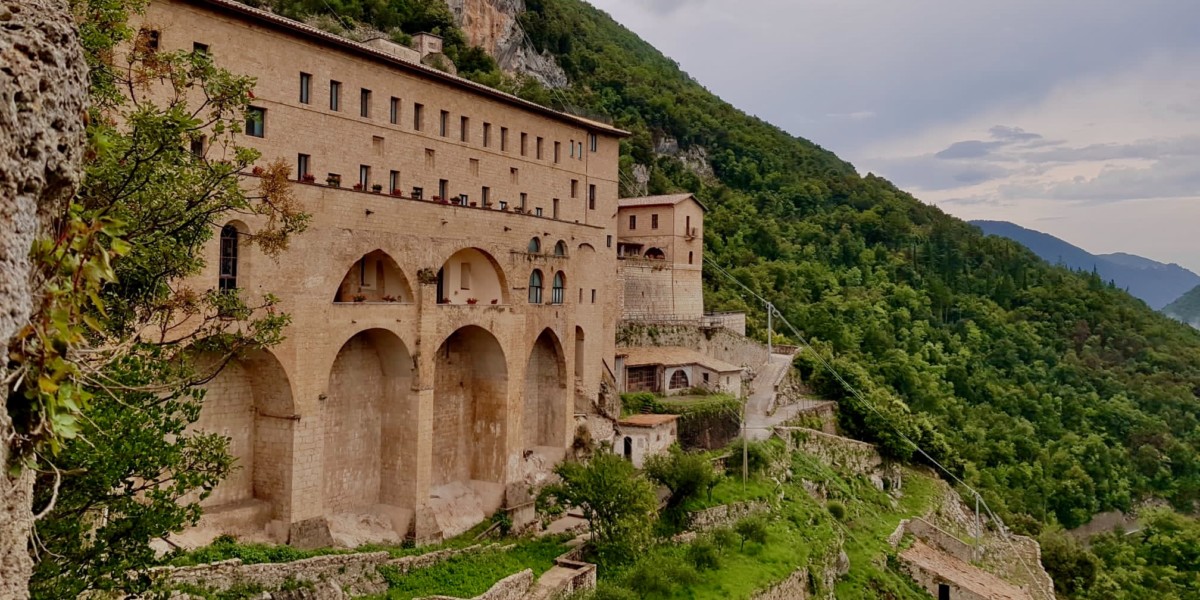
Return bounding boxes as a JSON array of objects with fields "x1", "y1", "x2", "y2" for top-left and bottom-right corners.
[
  {"x1": 528, "y1": 270, "x2": 543, "y2": 304},
  {"x1": 645, "y1": 247, "x2": 665, "y2": 260},
  {"x1": 527, "y1": 237, "x2": 541, "y2": 253},
  {"x1": 553, "y1": 240, "x2": 567, "y2": 257},
  {"x1": 219, "y1": 225, "x2": 239, "y2": 292},
  {"x1": 670, "y1": 370, "x2": 690, "y2": 390},
  {"x1": 551, "y1": 271, "x2": 565, "y2": 304}
]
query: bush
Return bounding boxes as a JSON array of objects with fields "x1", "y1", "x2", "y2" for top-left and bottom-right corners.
[
  {"x1": 624, "y1": 558, "x2": 700, "y2": 598},
  {"x1": 644, "y1": 446, "x2": 718, "y2": 511},
  {"x1": 711, "y1": 526, "x2": 739, "y2": 551},
  {"x1": 734, "y1": 515, "x2": 769, "y2": 551},
  {"x1": 725, "y1": 438, "x2": 780, "y2": 476},
  {"x1": 589, "y1": 583, "x2": 639, "y2": 600},
  {"x1": 826, "y1": 500, "x2": 847, "y2": 522},
  {"x1": 687, "y1": 538, "x2": 722, "y2": 571}
]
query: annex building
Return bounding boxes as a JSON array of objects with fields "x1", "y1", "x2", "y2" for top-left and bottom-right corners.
[{"x1": 140, "y1": 0, "x2": 631, "y2": 547}]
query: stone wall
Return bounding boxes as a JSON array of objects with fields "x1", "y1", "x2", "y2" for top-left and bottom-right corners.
[
  {"x1": 780, "y1": 428, "x2": 882, "y2": 475},
  {"x1": 749, "y1": 567, "x2": 810, "y2": 600},
  {"x1": 907, "y1": 518, "x2": 975, "y2": 563},
  {"x1": 687, "y1": 501, "x2": 769, "y2": 532},
  {"x1": 418, "y1": 568, "x2": 534, "y2": 600},
  {"x1": 617, "y1": 322, "x2": 769, "y2": 372}
]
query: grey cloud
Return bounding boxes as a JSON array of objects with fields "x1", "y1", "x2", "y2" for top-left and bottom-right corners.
[
  {"x1": 1024, "y1": 135, "x2": 1200, "y2": 163},
  {"x1": 989, "y1": 125, "x2": 1043, "y2": 142},
  {"x1": 935, "y1": 140, "x2": 1008, "y2": 159},
  {"x1": 868, "y1": 155, "x2": 1013, "y2": 191},
  {"x1": 996, "y1": 156, "x2": 1200, "y2": 203}
]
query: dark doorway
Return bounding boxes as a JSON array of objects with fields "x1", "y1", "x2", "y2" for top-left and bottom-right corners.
[
  {"x1": 938, "y1": 583, "x2": 950, "y2": 600},
  {"x1": 623, "y1": 437, "x2": 632, "y2": 460}
]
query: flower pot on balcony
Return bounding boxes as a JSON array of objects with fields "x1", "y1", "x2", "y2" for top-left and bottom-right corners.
[
  {"x1": 466, "y1": 298, "x2": 478, "y2": 305},
  {"x1": 302, "y1": 174, "x2": 316, "y2": 183},
  {"x1": 353, "y1": 183, "x2": 364, "y2": 191},
  {"x1": 372, "y1": 184, "x2": 383, "y2": 193}
]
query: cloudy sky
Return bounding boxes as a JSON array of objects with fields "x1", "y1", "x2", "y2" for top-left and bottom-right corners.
[{"x1": 586, "y1": 0, "x2": 1200, "y2": 273}]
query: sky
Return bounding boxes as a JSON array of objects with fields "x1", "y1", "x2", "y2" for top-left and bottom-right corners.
[{"x1": 585, "y1": 0, "x2": 1200, "y2": 273}]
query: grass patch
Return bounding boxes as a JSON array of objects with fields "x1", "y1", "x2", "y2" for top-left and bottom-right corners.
[{"x1": 376, "y1": 536, "x2": 569, "y2": 599}]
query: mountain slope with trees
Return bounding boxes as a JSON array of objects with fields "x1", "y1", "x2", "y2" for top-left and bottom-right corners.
[
  {"x1": 1164, "y1": 284, "x2": 1200, "y2": 328},
  {"x1": 972, "y1": 220, "x2": 1200, "y2": 310}
]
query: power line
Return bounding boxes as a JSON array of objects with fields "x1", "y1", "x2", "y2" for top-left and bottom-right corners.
[{"x1": 702, "y1": 255, "x2": 1055, "y2": 600}]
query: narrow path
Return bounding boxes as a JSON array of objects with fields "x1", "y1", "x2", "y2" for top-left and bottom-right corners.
[{"x1": 743, "y1": 353, "x2": 827, "y2": 440}]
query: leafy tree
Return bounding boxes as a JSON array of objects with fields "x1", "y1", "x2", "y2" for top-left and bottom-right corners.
[
  {"x1": 540, "y1": 453, "x2": 656, "y2": 564},
  {"x1": 644, "y1": 446, "x2": 717, "y2": 512},
  {"x1": 734, "y1": 515, "x2": 769, "y2": 551},
  {"x1": 10, "y1": 0, "x2": 307, "y2": 595}
]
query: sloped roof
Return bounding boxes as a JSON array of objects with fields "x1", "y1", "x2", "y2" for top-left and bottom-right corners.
[
  {"x1": 620, "y1": 346, "x2": 743, "y2": 373},
  {"x1": 900, "y1": 541, "x2": 1033, "y2": 600},
  {"x1": 617, "y1": 193, "x2": 707, "y2": 211},
  {"x1": 618, "y1": 414, "x2": 680, "y2": 428},
  {"x1": 179, "y1": 0, "x2": 629, "y2": 136}
]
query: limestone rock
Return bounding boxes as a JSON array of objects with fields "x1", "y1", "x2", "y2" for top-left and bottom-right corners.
[
  {"x1": 444, "y1": 0, "x2": 568, "y2": 89},
  {"x1": 0, "y1": 0, "x2": 88, "y2": 597}
]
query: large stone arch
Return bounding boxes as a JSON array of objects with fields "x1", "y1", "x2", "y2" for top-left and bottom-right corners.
[
  {"x1": 193, "y1": 349, "x2": 294, "y2": 517},
  {"x1": 433, "y1": 325, "x2": 508, "y2": 487},
  {"x1": 332, "y1": 249, "x2": 412, "y2": 303},
  {"x1": 524, "y1": 328, "x2": 567, "y2": 449},
  {"x1": 323, "y1": 329, "x2": 416, "y2": 519},
  {"x1": 437, "y1": 247, "x2": 508, "y2": 305}
]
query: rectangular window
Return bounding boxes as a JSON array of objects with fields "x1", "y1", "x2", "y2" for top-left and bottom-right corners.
[
  {"x1": 360, "y1": 88, "x2": 371, "y2": 118},
  {"x1": 138, "y1": 28, "x2": 160, "y2": 53},
  {"x1": 389, "y1": 170, "x2": 400, "y2": 193},
  {"x1": 439, "y1": 110, "x2": 449, "y2": 136},
  {"x1": 501, "y1": 127, "x2": 509, "y2": 151},
  {"x1": 510, "y1": 167, "x2": 519, "y2": 184},
  {"x1": 520, "y1": 192, "x2": 528, "y2": 210},
  {"x1": 359, "y1": 165, "x2": 370, "y2": 188},
  {"x1": 535, "y1": 207, "x2": 543, "y2": 217},
  {"x1": 460, "y1": 116, "x2": 469, "y2": 142},
  {"x1": 629, "y1": 215, "x2": 636, "y2": 230},
  {"x1": 425, "y1": 148, "x2": 435, "y2": 169},
  {"x1": 536, "y1": 137, "x2": 544, "y2": 159},
  {"x1": 588, "y1": 184, "x2": 596, "y2": 210},
  {"x1": 389, "y1": 97, "x2": 399, "y2": 124},
  {"x1": 299, "y1": 72, "x2": 311, "y2": 104},
  {"x1": 190, "y1": 136, "x2": 205, "y2": 157},
  {"x1": 606, "y1": 235, "x2": 612, "y2": 248},
  {"x1": 469, "y1": 158, "x2": 479, "y2": 176},
  {"x1": 245, "y1": 106, "x2": 265, "y2": 137},
  {"x1": 578, "y1": 141, "x2": 584, "y2": 159},
  {"x1": 439, "y1": 179, "x2": 448, "y2": 199},
  {"x1": 589, "y1": 133, "x2": 598, "y2": 152},
  {"x1": 329, "y1": 81, "x2": 341, "y2": 111},
  {"x1": 412, "y1": 186, "x2": 423, "y2": 200},
  {"x1": 460, "y1": 262, "x2": 471, "y2": 290},
  {"x1": 483, "y1": 122, "x2": 491, "y2": 147},
  {"x1": 570, "y1": 140, "x2": 575, "y2": 158},
  {"x1": 297, "y1": 153, "x2": 309, "y2": 178},
  {"x1": 193, "y1": 41, "x2": 209, "y2": 55},
  {"x1": 413, "y1": 103, "x2": 424, "y2": 131},
  {"x1": 651, "y1": 213, "x2": 659, "y2": 229},
  {"x1": 520, "y1": 132, "x2": 528, "y2": 156},
  {"x1": 571, "y1": 179, "x2": 579, "y2": 198},
  {"x1": 554, "y1": 141, "x2": 561, "y2": 163},
  {"x1": 591, "y1": 289, "x2": 596, "y2": 303},
  {"x1": 552, "y1": 198, "x2": 560, "y2": 219},
  {"x1": 482, "y1": 186, "x2": 490, "y2": 205}
]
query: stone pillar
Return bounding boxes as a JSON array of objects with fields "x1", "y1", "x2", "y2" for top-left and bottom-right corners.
[{"x1": 411, "y1": 272, "x2": 439, "y2": 543}]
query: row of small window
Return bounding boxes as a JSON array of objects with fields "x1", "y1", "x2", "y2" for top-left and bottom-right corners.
[
  {"x1": 528, "y1": 238, "x2": 568, "y2": 256},
  {"x1": 295, "y1": 155, "x2": 599, "y2": 214},
  {"x1": 298, "y1": 73, "x2": 599, "y2": 162},
  {"x1": 528, "y1": 270, "x2": 566, "y2": 304},
  {"x1": 627, "y1": 213, "x2": 694, "y2": 231}
]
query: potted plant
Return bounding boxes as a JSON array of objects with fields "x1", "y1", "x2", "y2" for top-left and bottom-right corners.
[
  {"x1": 302, "y1": 173, "x2": 316, "y2": 183},
  {"x1": 251, "y1": 165, "x2": 265, "y2": 176},
  {"x1": 382, "y1": 295, "x2": 398, "y2": 302},
  {"x1": 439, "y1": 297, "x2": 450, "y2": 304},
  {"x1": 326, "y1": 174, "x2": 341, "y2": 187},
  {"x1": 490, "y1": 299, "x2": 498, "y2": 305},
  {"x1": 438, "y1": 197, "x2": 449, "y2": 205},
  {"x1": 469, "y1": 201, "x2": 478, "y2": 207},
  {"x1": 352, "y1": 182, "x2": 364, "y2": 191},
  {"x1": 372, "y1": 184, "x2": 383, "y2": 193},
  {"x1": 466, "y1": 298, "x2": 478, "y2": 305},
  {"x1": 352, "y1": 294, "x2": 367, "y2": 303},
  {"x1": 390, "y1": 189, "x2": 403, "y2": 197}
]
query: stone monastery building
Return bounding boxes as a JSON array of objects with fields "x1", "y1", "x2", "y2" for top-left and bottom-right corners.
[{"x1": 137, "y1": 0, "x2": 712, "y2": 547}]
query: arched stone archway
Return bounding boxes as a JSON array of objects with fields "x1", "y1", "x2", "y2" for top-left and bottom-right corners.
[
  {"x1": 333, "y1": 250, "x2": 413, "y2": 303},
  {"x1": 437, "y1": 248, "x2": 508, "y2": 305},
  {"x1": 645, "y1": 247, "x2": 666, "y2": 260},
  {"x1": 323, "y1": 329, "x2": 416, "y2": 522},
  {"x1": 524, "y1": 329, "x2": 567, "y2": 449},
  {"x1": 433, "y1": 325, "x2": 508, "y2": 487},
  {"x1": 193, "y1": 349, "x2": 294, "y2": 517}
]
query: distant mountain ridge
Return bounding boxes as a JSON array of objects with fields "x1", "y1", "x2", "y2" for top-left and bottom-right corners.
[
  {"x1": 1165, "y1": 285, "x2": 1200, "y2": 328},
  {"x1": 971, "y1": 220, "x2": 1200, "y2": 310}
]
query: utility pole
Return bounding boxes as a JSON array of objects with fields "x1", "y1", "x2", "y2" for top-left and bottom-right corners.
[
  {"x1": 766, "y1": 302, "x2": 774, "y2": 356},
  {"x1": 974, "y1": 492, "x2": 982, "y2": 561}
]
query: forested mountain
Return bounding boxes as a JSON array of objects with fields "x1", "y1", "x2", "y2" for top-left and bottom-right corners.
[
  {"x1": 973, "y1": 220, "x2": 1200, "y2": 310},
  {"x1": 246, "y1": 0, "x2": 1200, "y2": 594},
  {"x1": 1165, "y1": 285, "x2": 1200, "y2": 328}
]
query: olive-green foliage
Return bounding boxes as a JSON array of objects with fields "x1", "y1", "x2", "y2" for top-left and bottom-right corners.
[
  {"x1": 539, "y1": 453, "x2": 657, "y2": 565},
  {"x1": 623, "y1": 558, "x2": 700, "y2": 598},
  {"x1": 687, "y1": 538, "x2": 722, "y2": 571},
  {"x1": 734, "y1": 516, "x2": 769, "y2": 551},
  {"x1": 725, "y1": 438, "x2": 781, "y2": 476},
  {"x1": 644, "y1": 446, "x2": 717, "y2": 511},
  {"x1": 377, "y1": 537, "x2": 568, "y2": 599},
  {"x1": 587, "y1": 583, "x2": 640, "y2": 600},
  {"x1": 826, "y1": 500, "x2": 848, "y2": 522}
]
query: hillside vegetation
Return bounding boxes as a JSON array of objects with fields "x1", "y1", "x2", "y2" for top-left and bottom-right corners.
[
  {"x1": 246, "y1": 0, "x2": 1200, "y2": 594},
  {"x1": 1165, "y1": 285, "x2": 1200, "y2": 328}
]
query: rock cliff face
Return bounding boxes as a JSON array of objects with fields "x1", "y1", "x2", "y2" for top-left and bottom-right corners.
[{"x1": 443, "y1": 0, "x2": 568, "y2": 88}]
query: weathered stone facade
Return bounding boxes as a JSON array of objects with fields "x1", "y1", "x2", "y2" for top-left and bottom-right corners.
[
  {"x1": 138, "y1": 0, "x2": 628, "y2": 545},
  {"x1": 616, "y1": 194, "x2": 706, "y2": 320}
]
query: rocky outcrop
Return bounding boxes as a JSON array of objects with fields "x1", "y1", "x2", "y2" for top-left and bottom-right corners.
[
  {"x1": 654, "y1": 135, "x2": 716, "y2": 180},
  {"x1": 444, "y1": 0, "x2": 568, "y2": 88},
  {"x1": 0, "y1": 0, "x2": 88, "y2": 597}
]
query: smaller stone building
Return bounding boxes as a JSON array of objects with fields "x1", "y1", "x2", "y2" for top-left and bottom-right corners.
[
  {"x1": 616, "y1": 194, "x2": 705, "y2": 320},
  {"x1": 616, "y1": 346, "x2": 743, "y2": 396},
  {"x1": 615, "y1": 414, "x2": 679, "y2": 468}
]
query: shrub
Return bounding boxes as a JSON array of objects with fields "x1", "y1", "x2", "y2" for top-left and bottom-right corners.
[
  {"x1": 711, "y1": 526, "x2": 739, "y2": 551},
  {"x1": 826, "y1": 500, "x2": 847, "y2": 522},
  {"x1": 624, "y1": 558, "x2": 699, "y2": 598},
  {"x1": 589, "y1": 583, "x2": 639, "y2": 600},
  {"x1": 644, "y1": 446, "x2": 717, "y2": 511},
  {"x1": 687, "y1": 538, "x2": 722, "y2": 571},
  {"x1": 725, "y1": 438, "x2": 780, "y2": 476},
  {"x1": 734, "y1": 515, "x2": 769, "y2": 551}
]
